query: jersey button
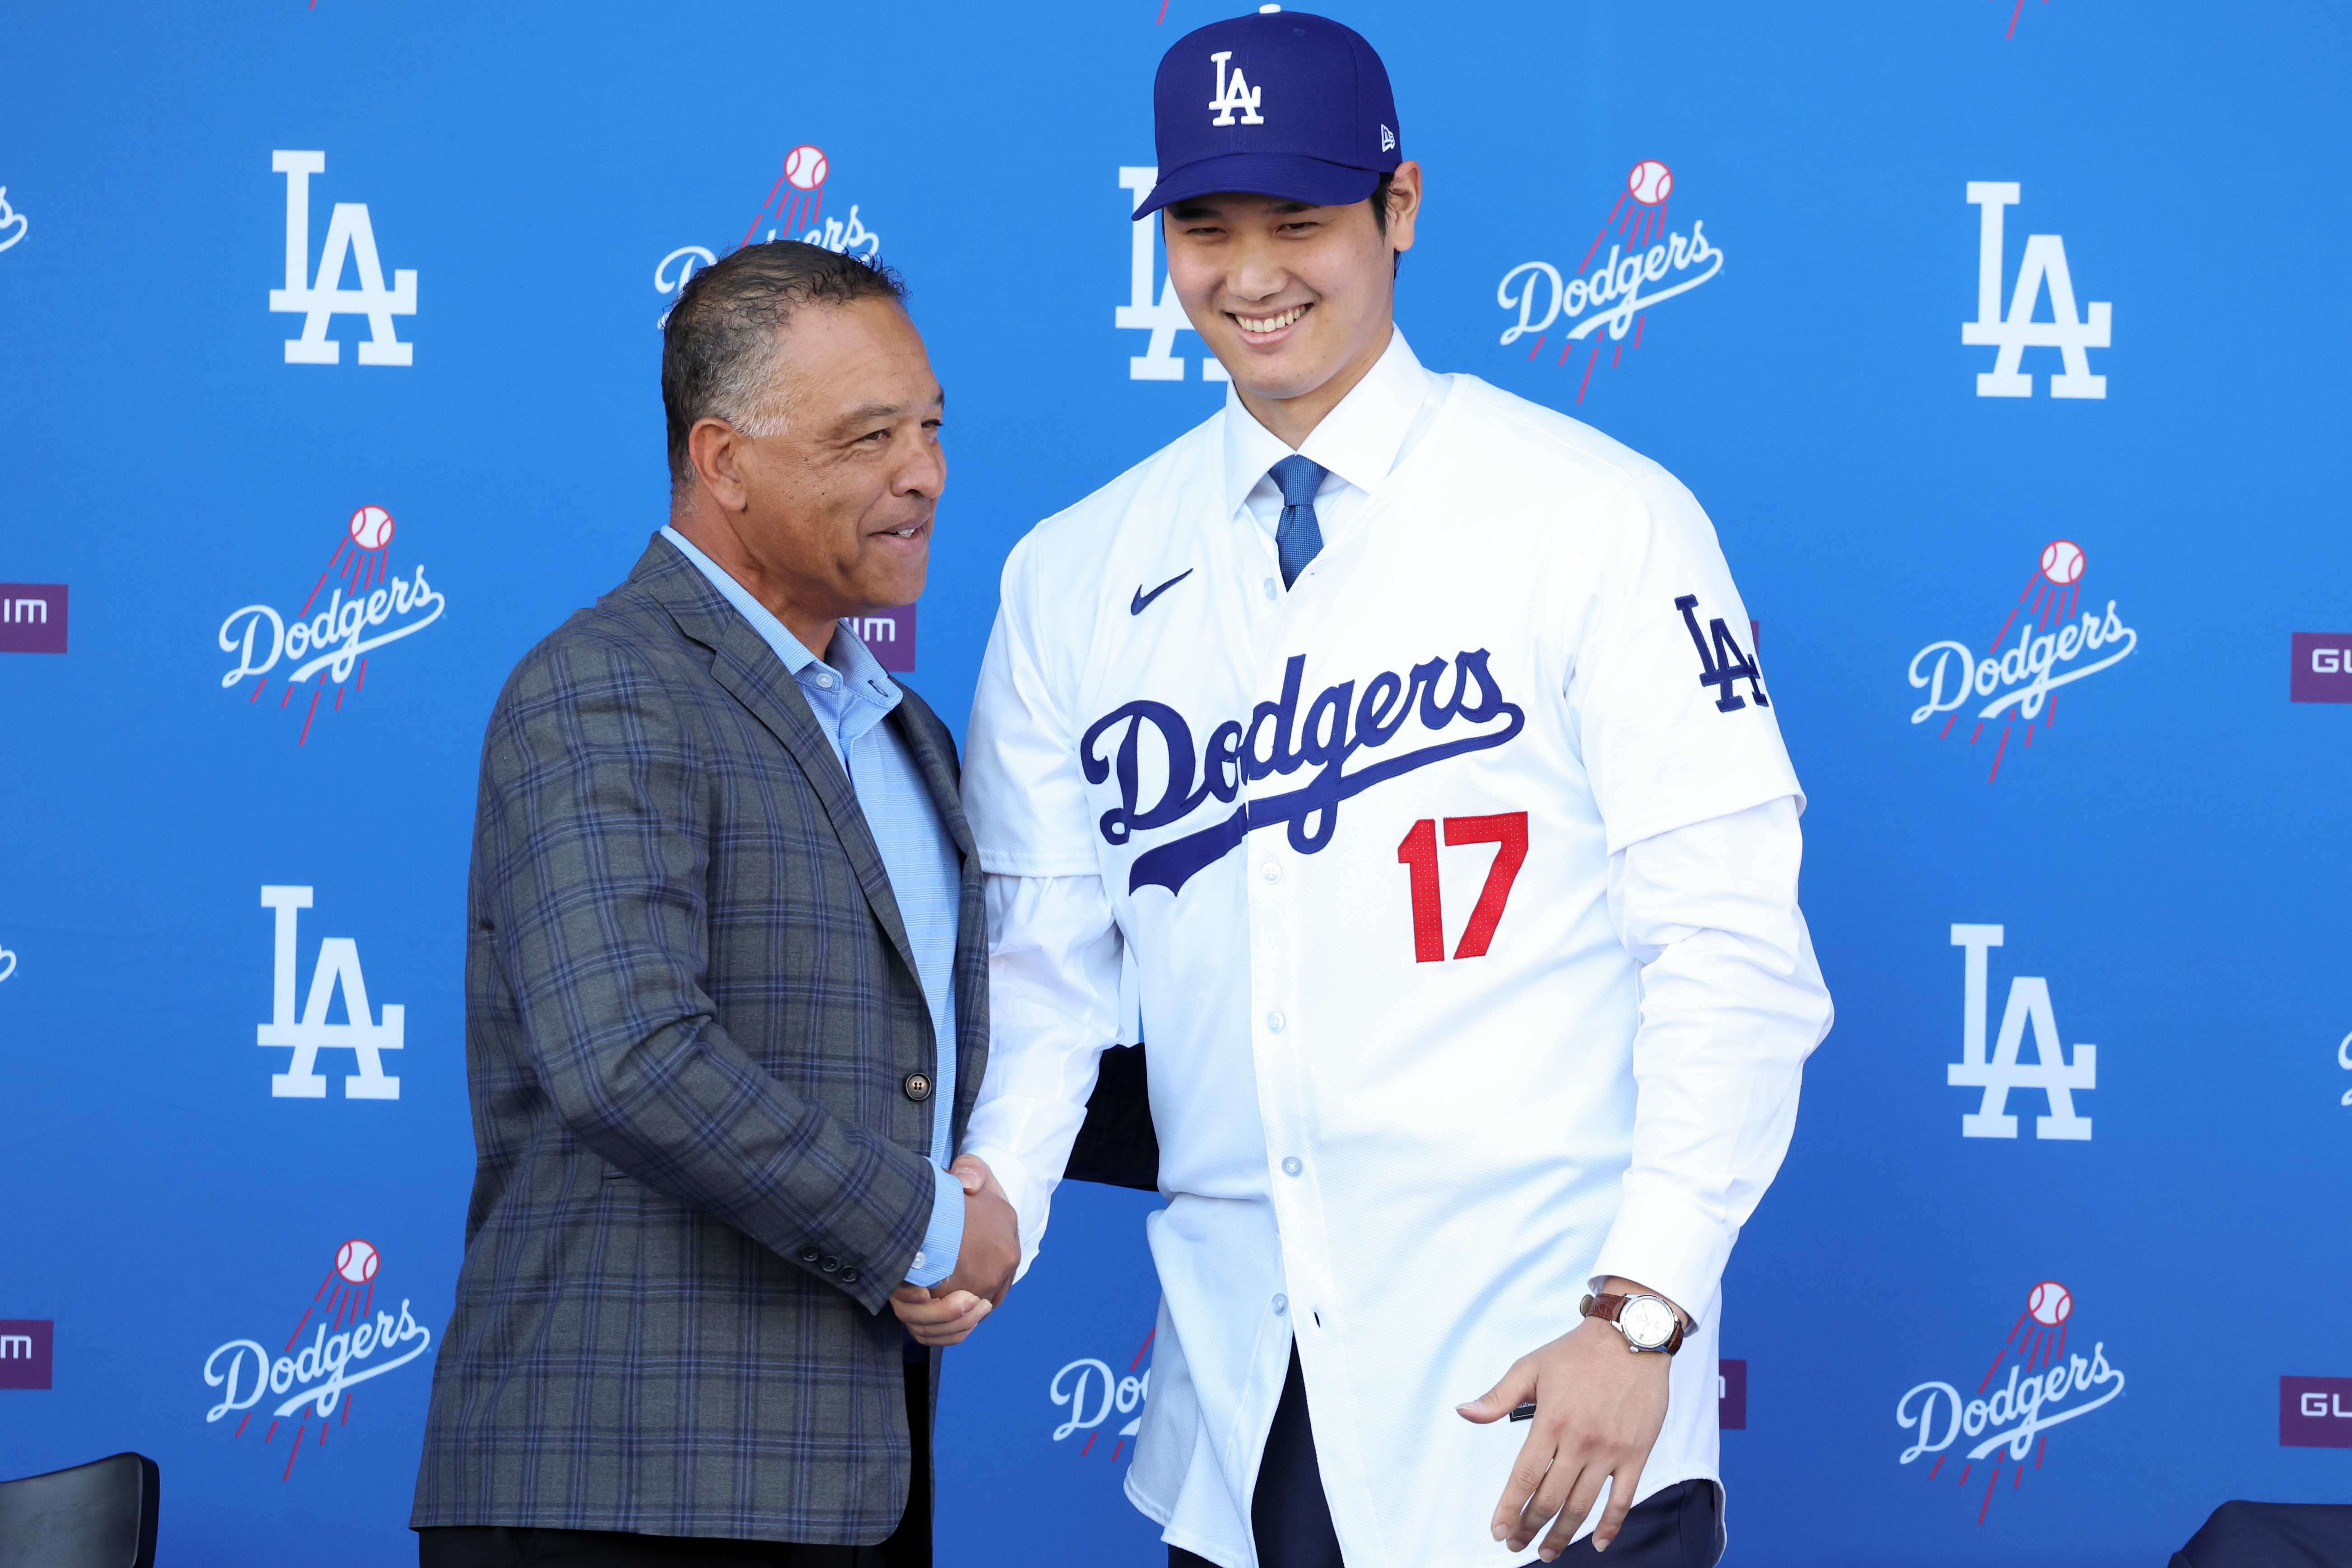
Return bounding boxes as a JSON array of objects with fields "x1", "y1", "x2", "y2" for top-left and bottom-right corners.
[
  {"x1": 1272, "y1": 1293, "x2": 1289, "y2": 1315},
  {"x1": 1281, "y1": 1156, "x2": 1303, "y2": 1177},
  {"x1": 1265, "y1": 1011, "x2": 1285, "y2": 1033},
  {"x1": 1262, "y1": 577, "x2": 1278, "y2": 601},
  {"x1": 1260, "y1": 861, "x2": 1281, "y2": 884}
]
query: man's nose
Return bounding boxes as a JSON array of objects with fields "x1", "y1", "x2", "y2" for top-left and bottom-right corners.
[{"x1": 894, "y1": 429, "x2": 947, "y2": 499}]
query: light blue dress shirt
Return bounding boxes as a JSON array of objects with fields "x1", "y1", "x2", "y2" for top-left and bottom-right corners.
[{"x1": 662, "y1": 527, "x2": 965, "y2": 1288}]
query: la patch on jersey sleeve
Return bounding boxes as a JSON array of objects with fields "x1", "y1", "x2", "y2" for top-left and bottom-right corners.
[{"x1": 1565, "y1": 466, "x2": 1802, "y2": 851}]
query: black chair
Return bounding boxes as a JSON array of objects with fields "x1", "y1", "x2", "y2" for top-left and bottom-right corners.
[
  {"x1": 0, "y1": 1452, "x2": 159, "y2": 1568},
  {"x1": 2172, "y1": 1501, "x2": 2352, "y2": 1568}
]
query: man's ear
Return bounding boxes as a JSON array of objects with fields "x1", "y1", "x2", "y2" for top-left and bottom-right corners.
[
  {"x1": 687, "y1": 417, "x2": 750, "y2": 513},
  {"x1": 1385, "y1": 160, "x2": 1422, "y2": 256}
]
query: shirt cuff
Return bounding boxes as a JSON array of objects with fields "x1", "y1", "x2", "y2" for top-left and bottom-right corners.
[
  {"x1": 1588, "y1": 1184, "x2": 1733, "y2": 1330},
  {"x1": 904, "y1": 1163, "x2": 965, "y2": 1289}
]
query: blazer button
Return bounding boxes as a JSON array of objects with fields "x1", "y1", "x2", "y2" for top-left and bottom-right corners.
[
  {"x1": 820, "y1": 1255, "x2": 841, "y2": 1273},
  {"x1": 904, "y1": 1072, "x2": 934, "y2": 1102},
  {"x1": 799, "y1": 1246, "x2": 821, "y2": 1264},
  {"x1": 839, "y1": 1267, "x2": 861, "y2": 1285}
]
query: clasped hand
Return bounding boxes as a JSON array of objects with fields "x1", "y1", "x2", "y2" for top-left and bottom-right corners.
[
  {"x1": 889, "y1": 1155, "x2": 1019, "y2": 1348},
  {"x1": 1456, "y1": 1292, "x2": 1675, "y2": 1559}
]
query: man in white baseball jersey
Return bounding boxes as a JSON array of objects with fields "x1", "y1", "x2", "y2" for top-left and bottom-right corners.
[{"x1": 958, "y1": 12, "x2": 1832, "y2": 1568}]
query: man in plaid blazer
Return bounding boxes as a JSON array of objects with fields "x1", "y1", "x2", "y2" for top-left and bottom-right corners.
[{"x1": 412, "y1": 242, "x2": 1015, "y2": 1568}]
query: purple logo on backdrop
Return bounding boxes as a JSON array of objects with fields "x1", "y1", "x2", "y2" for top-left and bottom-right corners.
[
  {"x1": 0, "y1": 1320, "x2": 54, "y2": 1389},
  {"x1": 845, "y1": 604, "x2": 917, "y2": 674},
  {"x1": 2291, "y1": 634, "x2": 2352, "y2": 704},
  {"x1": 1719, "y1": 1358, "x2": 1747, "y2": 1430},
  {"x1": 0, "y1": 584, "x2": 67, "y2": 654},
  {"x1": 2281, "y1": 1377, "x2": 2352, "y2": 1448}
]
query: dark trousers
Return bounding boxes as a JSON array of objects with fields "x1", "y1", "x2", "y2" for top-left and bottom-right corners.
[
  {"x1": 1172, "y1": 1345, "x2": 1723, "y2": 1568},
  {"x1": 418, "y1": 1357, "x2": 932, "y2": 1568}
]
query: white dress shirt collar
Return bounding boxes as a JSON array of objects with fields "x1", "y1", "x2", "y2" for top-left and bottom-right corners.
[{"x1": 1217, "y1": 327, "x2": 1439, "y2": 526}]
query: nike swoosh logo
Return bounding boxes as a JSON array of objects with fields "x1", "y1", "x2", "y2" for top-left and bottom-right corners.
[{"x1": 1130, "y1": 569, "x2": 1194, "y2": 616}]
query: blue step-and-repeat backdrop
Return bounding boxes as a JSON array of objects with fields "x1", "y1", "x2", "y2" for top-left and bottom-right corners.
[{"x1": 1, "y1": 3, "x2": 2346, "y2": 1564}]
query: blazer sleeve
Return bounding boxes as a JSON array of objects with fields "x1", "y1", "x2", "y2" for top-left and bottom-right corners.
[{"x1": 475, "y1": 633, "x2": 936, "y2": 1314}]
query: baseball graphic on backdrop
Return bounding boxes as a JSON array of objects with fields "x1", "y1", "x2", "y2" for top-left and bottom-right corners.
[
  {"x1": 1627, "y1": 159, "x2": 1673, "y2": 205},
  {"x1": 782, "y1": 144, "x2": 829, "y2": 191},
  {"x1": 348, "y1": 505, "x2": 395, "y2": 550},
  {"x1": 2026, "y1": 1279, "x2": 2073, "y2": 1326},
  {"x1": 336, "y1": 1238, "x2": 381, "y2": 1284},
  {"x1": 2040, "y1": 539, "x2": 2086, "y2": 586}
]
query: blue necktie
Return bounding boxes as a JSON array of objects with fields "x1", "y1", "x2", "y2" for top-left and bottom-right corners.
[{"x1": 1269, "y1": 454, "x2": 1328, "y2": 589}]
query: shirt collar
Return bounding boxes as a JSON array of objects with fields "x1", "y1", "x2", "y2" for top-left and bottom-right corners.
[
  {"x1": 1219, "y1": 327, "x2": 1431, "y2": 520},
  {"x1": 658, "y1": 525, "x2": 901, "y2": 712}
]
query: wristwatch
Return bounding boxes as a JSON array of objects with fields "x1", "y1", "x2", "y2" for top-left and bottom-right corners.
[{"x1": 1580, "y1": 1292, "x2": 1686, "y2": 1355}]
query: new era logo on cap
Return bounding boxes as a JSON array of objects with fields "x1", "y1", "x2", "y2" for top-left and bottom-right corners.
[{"x1": 1137, "y1": 8, "x2": 1402, "y2": 220}]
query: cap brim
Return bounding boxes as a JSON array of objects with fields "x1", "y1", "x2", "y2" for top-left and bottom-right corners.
[{"x1": 1132, "y1": 154, "x2": 1381, "y2": 220}]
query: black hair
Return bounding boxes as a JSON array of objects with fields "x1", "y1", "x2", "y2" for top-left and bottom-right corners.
[{"x1": 661, "y1": 241, "x2": 907, "y2": 488}]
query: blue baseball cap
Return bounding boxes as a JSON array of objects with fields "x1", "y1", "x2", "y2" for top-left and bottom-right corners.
[{"x1": 1133, "y1": 8, "x2": 1401, "y2": 221}]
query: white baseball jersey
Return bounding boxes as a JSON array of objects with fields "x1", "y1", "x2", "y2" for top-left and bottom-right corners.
[{"x1": 961, "y1": 331, "x2": 1832, "y2": 1568}]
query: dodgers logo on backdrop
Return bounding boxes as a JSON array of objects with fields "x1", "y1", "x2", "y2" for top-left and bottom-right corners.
[
  {"x1": 1945, "y1": 924, "x2": 2095, "y2": 1140},
  {"x1": 256, "y1": 886, "x2": 404, "y2": 1101},
  {"x1": 215, "y1": 504, "x2": 446, "y2": 745},
  {"x1": 269, "y1": 151, "x2": 416, "y2": 365},
  {"x1": 1962, "y1": 182, "x2": 2110, "y2": 397},
  {"x1": 1906, "y1": 539, "x2": 2136, "y2": 781},
  {"x1": 1496, "y1": 159, "x2": 1722, "y2": 403},
  {"x1": 1115, "y1": 165, "x2": 1230, "y2": 383},
  {"x1": 653, "y1": 144, "x2": 884, "y2": 329},
  {"x1": 1896, "y1": 1280, "x2": 2125, "y2": 1523},
  {"x1": 1084, "y1": 648, "x2": 1524, "y2": 897},
  {"x1": 1049, "y1": 1326, "x2": 1155, "y2": 1465},
  {"x1": 0, "y1": 185, "x2": 27, "y2": 254},
  {"x1": 201, "y1": 1238, "x2": 433, "y2": 1480}
]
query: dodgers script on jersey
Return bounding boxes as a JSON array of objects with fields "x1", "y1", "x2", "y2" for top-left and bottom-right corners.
[{"x1": 962, "y1": 334, "x2": 1826, "y2": 1568}]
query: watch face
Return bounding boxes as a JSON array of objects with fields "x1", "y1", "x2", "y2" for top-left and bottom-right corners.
[{"x1": 1621, "y1": 1297, "x2": 1677, "y2": 1348}]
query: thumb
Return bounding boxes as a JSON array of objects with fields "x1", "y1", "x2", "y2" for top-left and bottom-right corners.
[
  {"x1": 1456, "y1": 1360, "x2": 1536, "y2": 1424},
  {"x1": 951, "y1": 1154, "x2": 993, "y2": 1195}
]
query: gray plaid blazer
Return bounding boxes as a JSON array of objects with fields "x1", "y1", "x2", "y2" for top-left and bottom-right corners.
[{"x1": 411, "y1": 536, "x2": 987, "y2": 1545}]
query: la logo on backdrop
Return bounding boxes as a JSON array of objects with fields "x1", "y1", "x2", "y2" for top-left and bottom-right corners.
[
  {"x1": 1962, "y1": 182, "x2": 2109, "y2": 398},
  {"x1": 270, "y1": 152, "x2": 417, "y2": 366},
  {"x1": 215, "y1": 504, "x2": 447, "y2": 745},
  {"x1": 1944, "y1": 923, "x2": 2095, "y2": 1142},
  {"x1": 1895, "y1": 1280, "x2": 2126, "y2": 1525},
  {"x1": 1905, "y1": 539, "x2": 2136, "y2": 782},
  {"x1": 201, "y1": 1238, "x2": 434, "y2": 1480},
  {"x1": 256, "y1": 885, "x2": 405, "y2": 1101},
  {"x1": 1495, "y1": 159, "x2": 1723, "y2": 403}
]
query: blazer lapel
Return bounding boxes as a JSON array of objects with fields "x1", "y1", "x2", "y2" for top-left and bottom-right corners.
[
  {"x1": 629, "y1": 537, "x2": 921, "y2": 982},
  {"x1": 887, "y1": 692, "x2": 976, "y2": 861}
]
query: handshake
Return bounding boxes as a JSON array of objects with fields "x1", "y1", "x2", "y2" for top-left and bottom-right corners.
[{"x1": 890, "y1": 1155, "x2": 1022, "y2": 1348}]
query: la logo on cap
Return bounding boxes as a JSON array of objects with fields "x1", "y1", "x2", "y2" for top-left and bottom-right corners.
[{"x1": 1209, "y1": 50, "x2": 1265, "y2": 125}]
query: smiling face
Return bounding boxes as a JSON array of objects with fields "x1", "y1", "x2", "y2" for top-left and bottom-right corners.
[
  {"x1": 1161, "y1": 161, "x2": 1420, "y2": 446},
  {"x1": 674, "y1": 295, "x2": 945, "y2": 657}
]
